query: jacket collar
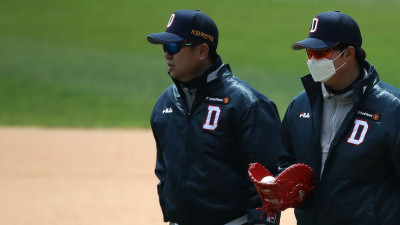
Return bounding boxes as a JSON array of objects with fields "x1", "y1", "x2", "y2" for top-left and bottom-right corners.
[
  {"x1": 352, "y1": 61, "x2": 379, "y2": 103},
  {"x1": 199, "y1": 55, "x2": 224, "y2": 85},
  {"x1": 172, "y1": 56, "x2": 229, "y2": 101}
]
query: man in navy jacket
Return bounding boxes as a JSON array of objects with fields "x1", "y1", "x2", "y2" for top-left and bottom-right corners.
[
  {"x1": 278, "y1": 11, "x2": 400, "y2": 225},
  {"x1": 147, "y1": 9, "x2": 282, "y2": 225}
]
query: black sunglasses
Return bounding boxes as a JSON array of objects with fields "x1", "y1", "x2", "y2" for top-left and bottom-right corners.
[{"x1": 162, "y1": 42, "x2": 199, "y2": 55}]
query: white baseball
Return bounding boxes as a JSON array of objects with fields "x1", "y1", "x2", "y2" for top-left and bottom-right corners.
[{"x1": 261, "y1": 176, "x2": 275, "y2": 184}]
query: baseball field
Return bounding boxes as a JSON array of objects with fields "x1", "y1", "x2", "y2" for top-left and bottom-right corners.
[
  {"x1": 0, "y1": 127, "x2": 296, "y2": 225},
  {"x1": 1, "y1": 0, "x2": 399, "y2": 224}
]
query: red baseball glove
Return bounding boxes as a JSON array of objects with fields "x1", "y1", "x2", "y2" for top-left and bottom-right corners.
[{"x1": 248, "y1": 162, "x2": 315, "y2": 218}]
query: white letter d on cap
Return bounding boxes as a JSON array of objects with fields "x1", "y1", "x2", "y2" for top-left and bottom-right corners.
[
  {"x1": 310, "y1": 18, "x2": 319, "y2": 33},
  {"x1": 167, "y1": 14, "x2": 175, "y2": 28}
]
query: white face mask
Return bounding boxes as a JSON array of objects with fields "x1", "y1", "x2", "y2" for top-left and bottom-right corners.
[{"x1": 307, "y1": 50, "x2": 347, "y2": 83}]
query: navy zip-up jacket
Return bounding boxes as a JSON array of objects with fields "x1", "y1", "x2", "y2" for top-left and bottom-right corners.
[
  {"x1": 151, "y1": 57, "x2": 282, "y2": 225},
  {"x1": 279, "y1": 62, "x2": 400, "y2": 225}
]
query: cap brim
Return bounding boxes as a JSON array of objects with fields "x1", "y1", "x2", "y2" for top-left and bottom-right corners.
[
  {"x1": 147, "y1": 32, "x2": 184, "y2": 44},
  {"x1": 291, "y1": 38, "x2": 339, "y2": 50}
]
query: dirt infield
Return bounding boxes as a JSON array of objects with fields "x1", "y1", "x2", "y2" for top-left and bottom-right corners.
[{"x1": 0, "y1": 127, "x2": 295, "y2": 225}]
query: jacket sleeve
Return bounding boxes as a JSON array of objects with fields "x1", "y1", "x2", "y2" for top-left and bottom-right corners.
[
  {"x1": 153, "y1": 131, "x2": 166, "y2": 184},
  {"x1": 239, "y1": 99, "x2": 282, "y2": 224},
  {"x1": 277, "y1": 100, "x2": 297, "y2": 173},
  {"x1": 388, "y1": 104, "x2": 400, "y2": 180},
  {"x1": 151, "y1": 114, "x2": 169, "y2": 222}
]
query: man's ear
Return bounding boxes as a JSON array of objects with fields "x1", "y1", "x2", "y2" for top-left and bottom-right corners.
[
  {"x1": 198, "y1": 43, "x2": 210, "y2": 60},
  {"x1": 345, "y1": 46, "x2": 355, "y2": 59}
]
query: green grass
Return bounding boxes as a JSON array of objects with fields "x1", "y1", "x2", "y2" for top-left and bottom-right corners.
[{"x1": 1, "y1": 0, "x2": 400, "y2": 127}]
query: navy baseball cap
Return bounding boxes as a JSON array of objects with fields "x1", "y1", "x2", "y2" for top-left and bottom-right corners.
[
  {"x1": 147, "y1": 9, "x2": 219, "y2": 49},
  {"x1": 292, "y1": 11, "x2": 362, "y2": 50}
]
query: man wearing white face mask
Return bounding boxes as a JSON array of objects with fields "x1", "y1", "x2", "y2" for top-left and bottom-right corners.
[{"x1": 269, "y1": 11, "x2": 400, "y2": 225}]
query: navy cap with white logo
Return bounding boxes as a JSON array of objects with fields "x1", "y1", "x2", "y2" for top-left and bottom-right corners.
[
  {"x1": 147, "y1": 9, "x2": 219, "y2": 49},
  {"x1": 292, "y1": 11, "x2": 362, "y2": 50}
]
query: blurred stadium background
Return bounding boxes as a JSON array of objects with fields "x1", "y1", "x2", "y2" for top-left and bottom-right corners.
[{"x1": 1, "y1": 0, "x2": 399, "y2": 128}]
